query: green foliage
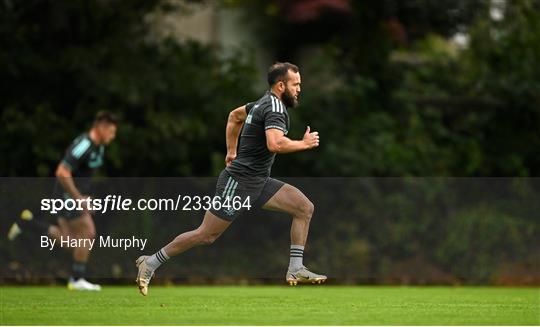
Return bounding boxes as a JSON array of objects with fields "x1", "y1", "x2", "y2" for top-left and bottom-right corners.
[
  {"x1": 2, "y1": 0, "x2": 538, "y2": 177},
  {"x1": 462, "y1": 0, "x2": 540, "y2": 175},
  {"x1": 0, "y1": 0, "x2": 257, "y2": 176},
  {"x1": 266, "y1": 0, "x2": 540, "y2": 177},
  {"x1": 436, "y1": 205, "x2": 532, "y2": 283}
]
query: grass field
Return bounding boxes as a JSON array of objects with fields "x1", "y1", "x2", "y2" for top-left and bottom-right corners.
[{"x1": 1, "y1": 286, "x2": 538, "y2": 325}]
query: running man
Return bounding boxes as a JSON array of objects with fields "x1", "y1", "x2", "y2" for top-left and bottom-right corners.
[
  {"x1": 8, "y1": 111, "x2": 118, "y2": 291},
  {"x1": 136, "y1": 62, "x2": 326, "y2": 296}
]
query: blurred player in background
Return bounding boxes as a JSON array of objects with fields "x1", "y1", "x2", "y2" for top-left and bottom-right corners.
[
  {"x1": 8, "y1": 111, "x2": 118, "y2": 291},
  {"x1": 136, "y1": 62, "x2": 326, "y2": 296}
]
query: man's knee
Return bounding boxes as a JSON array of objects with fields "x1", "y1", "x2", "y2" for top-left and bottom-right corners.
[
  {"x1": 200, "y1": 233, "x2": 219, "y2": 245},
  {"x1": 195, "y1": 229, "x2": 220, "y2": 245},
  {"x1": 297, "y1": 199, "x2": 314, "y2": 219}
]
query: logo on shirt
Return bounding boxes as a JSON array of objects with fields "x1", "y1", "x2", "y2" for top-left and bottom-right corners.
[
  {"x1": 88, "y1": 151, "x2": 103, "y2": 168},
  {"x1": 224, "y1": 208, "x2": 236, "y2": 216}
]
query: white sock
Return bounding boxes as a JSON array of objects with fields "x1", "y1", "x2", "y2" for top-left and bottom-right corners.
[
  {"x1": 145, "y1": 248, "x2": 169, "y2": 270},
  {"x1": 289, "y1": 245, "x2": 304, "y2": 271}
]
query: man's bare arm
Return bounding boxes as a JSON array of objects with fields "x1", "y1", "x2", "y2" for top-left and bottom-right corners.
[
  {"x1": 266, "y1": 126, "x2": 319, "y2": 154},
  {"x1": 225, "y1": 105, "x2": 248, "y2": 166},
  {"x1": 55, "y1": 163, "x2": 83, "y2": 199}
]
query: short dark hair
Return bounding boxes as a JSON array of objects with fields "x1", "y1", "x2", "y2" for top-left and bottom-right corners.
[
  {"x1": 267, "y1": 62, "x2": 299, "y2": 86},
  {"x1": 94, "y1": 111, "x2": 118, "y2": 126}
]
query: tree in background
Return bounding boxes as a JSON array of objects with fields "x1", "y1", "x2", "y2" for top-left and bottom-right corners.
[
  {"x1": 1, "y1": 0, "x2": 257, "y2": 177},
  {"x1": 2, "y1": 0, "x2": 539, "y2": 177},
  {"x1": 230, "y1": 0, "x2": 539, "y2": 177}
]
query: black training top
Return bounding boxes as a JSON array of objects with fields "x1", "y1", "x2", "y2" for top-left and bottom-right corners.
[
  {"x1": 61, "y1": 133, "x2": 105, "y2": 178},
  {"x1": 226, "y1": 91, "x2": 290, "y2": 180}
]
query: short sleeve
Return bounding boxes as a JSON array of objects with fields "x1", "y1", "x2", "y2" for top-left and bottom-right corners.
[
  {"x1": 264, "y1": 110, "x2": 287, "y2": 133},
  {"x1": 245, "y1": 102, "x2": 256, "y2": 114},
  {"x1": 61, "y1": 137, "x2": 92, "y2": 171}
]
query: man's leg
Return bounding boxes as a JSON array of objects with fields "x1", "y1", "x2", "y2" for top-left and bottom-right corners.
[
  {"x1": 53, "y1": 217, "x2": 70, "y2": 240},
  {"x1": 163, "y1": 210, "x2": 232, "y2": 256},
  {"x1": 262, "y1": 183, "x2": 326, "y2": 285},
  {"x1": 67, "y1": 213, "x2": 96, "y2": 265},
  {"x1": 262, "y1": 183, "x2": 314, "y2": 246},
  {"x1": 136, "y1": 210, "x2": 231, "y2": 296},
  {"x1": 7, "y1": 209, "x2": 63, "y2": 241},
  {"x1": 65, "y1": 213, "x2": 101, "y2": 291}
]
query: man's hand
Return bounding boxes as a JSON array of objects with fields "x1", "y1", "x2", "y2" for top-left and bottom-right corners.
[
  {"x1": 266, "y1": 126, "x2": 320, "y2": 154},
  {"x1": 225, "y1": 152, "x2": 236, "y2": 167},
  {"x1": 302, "y1": 126, "x2": 319, "y2": 149}
]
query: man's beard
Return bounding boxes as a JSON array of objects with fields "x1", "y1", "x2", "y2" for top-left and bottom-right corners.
[{"x1": 282, "y1": 89, "x2": 298, "y2": 108}]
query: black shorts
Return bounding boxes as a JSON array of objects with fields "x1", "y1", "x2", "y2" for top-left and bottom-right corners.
[
  {"x1": 56, "y1": 192, "x2": 86, "y2": 221},
  {"x1": 52, "y1": 181, "x2": 91, "y2": 221},
  {"x1": 209, "y1": 169, "x2": 284, "y2": 222}
]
